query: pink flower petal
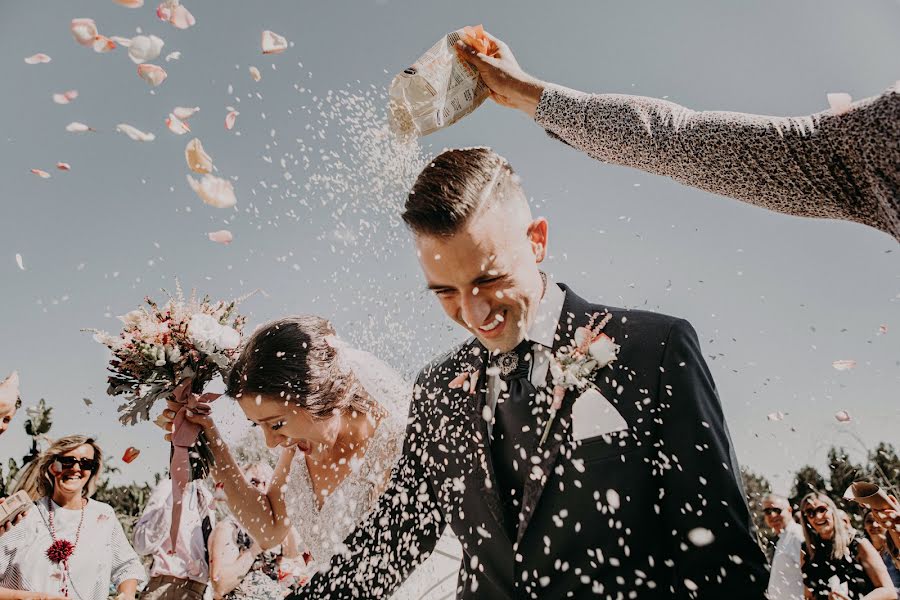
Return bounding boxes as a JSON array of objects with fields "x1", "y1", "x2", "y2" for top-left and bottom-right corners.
[
  {"x1": 70, "y1": 19, "x2": 98, "y2": 47},
  {"x1": 113, "y1": 0, "x2": 144, "y2": 7},
  {"x1": 832, "y1": 359, "x2": 857, "y2": 371},
  {"x1": 878, "y1": 324, "x2": 888, "y2": 335},
  {"x1": 187, "y1": 174, "x2": 236, "y2": 208},
  {"x1": 30, "y1": 168, "x2": 51, "y2": 179},
  {"x1": 165, "y1": 113, "x2": 190, "y2": 134},
  {"x1": 137, "y1": 64, "x2": 167, "y2": 87},
  {"x1": 224, "y1": 110, "x2": 239, "y2": 130},
  {"x1": 261, "y1": 30, "x2": 288, "y2": 54},
  {"x1": 185, "y1": 138, "x2": 213, "y2": 173},
  {"x1": 116, "y1": 123, "x2": 155, "y2": 141},
  {"x1": 207, "y1": 230, "x2": 233, "y2": 244},
  {"x1": 65, "y1": 121, "x2": 94, "y2": 133},
  {"x1": 157, "y1": 1, "x2": 195, "y2": 29},
  {"x1": 827, "y1": 92, "x2": 853, "y2": 116},
  {"x1": 52, "y1": 90, "x2": 79, "y2": 105},
  {"x1": 249, "y1": 66, "x2": 261, "y2": 82},
  {"x1": 172, "y1": 106, "x2": 199, "y2": 120},
  {"x1": 56, "y1": 162, "x2": 71, "y2": 171},
  {"x1": 834, "y1": 410, "x2": 852, "y2": 423},
  {"x1": 24, "y1": 53, "x2": 52, "y2": 64}
]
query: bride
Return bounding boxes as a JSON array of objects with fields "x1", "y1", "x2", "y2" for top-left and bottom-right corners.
[{"x1": 160, "y1": 315, "x2": 456, "y2": 593}]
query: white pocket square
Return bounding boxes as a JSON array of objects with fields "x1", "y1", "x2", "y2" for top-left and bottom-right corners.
[{"x1": 570, "y1": 387, "x2": 628, "y2": 441}]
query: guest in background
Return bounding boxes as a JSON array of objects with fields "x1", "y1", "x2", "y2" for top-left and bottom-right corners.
[
  {"x1": 799, "y1": 492, "x2": 894, "y2": 600},
  {"x1": 0, "y1": 435, "x2": 145, "y2": 599},
  {"x1": 764, "y1": 494, "x2": 804, "y2": 600},
  {"x1": 864, "y1": 510, "x2": 900, "y2": 595},
  {"x1": 208, "y1": 463, "x2": 304, "y2": 599},
  {"x1": 455, "y1": 30, "x2": 899, "y2": 241},
  {"x1": 133, "y1": 477, "x2": 215, "y2": 600},
  {"x1": 0, "y1": 371, "x2": 21, "y2": 437}
]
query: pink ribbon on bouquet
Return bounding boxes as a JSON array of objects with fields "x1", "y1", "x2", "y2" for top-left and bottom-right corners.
[{"x1": 169, "y1": 379, "x2": 219, "y2": 552}]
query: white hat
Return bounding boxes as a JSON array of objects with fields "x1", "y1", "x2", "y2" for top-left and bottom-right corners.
[{"x1": 0, "y1": 371, "x2": 20, "y2": 407}]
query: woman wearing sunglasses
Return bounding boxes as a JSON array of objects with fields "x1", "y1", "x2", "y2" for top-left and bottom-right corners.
[
  {"x1": 0, "y1": 435, "x2": 146, "y2": 599},
  {"x1": 799, "y1": 492, "x2": 894, "y2": 600}
]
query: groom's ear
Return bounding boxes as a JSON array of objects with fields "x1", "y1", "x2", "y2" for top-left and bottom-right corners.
[{"x1": 527, "y1": 218, "x2": 549, "y2": 263}]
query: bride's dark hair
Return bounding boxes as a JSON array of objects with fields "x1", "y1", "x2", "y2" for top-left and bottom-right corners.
[{"x1": 226, "y1": 315, "x2": 370, "y2": 419}]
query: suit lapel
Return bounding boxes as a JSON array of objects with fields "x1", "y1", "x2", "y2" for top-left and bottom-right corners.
[{"x1": 516, "y1": 285, "x2": 596, "y2": 544}]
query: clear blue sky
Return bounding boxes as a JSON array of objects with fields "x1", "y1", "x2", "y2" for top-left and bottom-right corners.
[{"x1": 1, "y1": 0, "x2": 898, "y2": 493}]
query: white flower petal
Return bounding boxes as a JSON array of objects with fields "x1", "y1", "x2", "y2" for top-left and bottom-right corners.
[
  {"x1": 172, "y1": 106, "x2": 199, "y2": 120},
  {"x1": 834, "y1": 410, "x2": 852, "y2": 423},
  {"x1": 249, "y1": 66, "x2": 261, "y2": 82},
  {"x1": 185, "y1": 138, "x2": 213, "y2": 173},
  {"x1": 164, "y1": 51, "x2": 181, "y2": 62},
  {"x1": 30, "y1": 168, "x2": 51, "y2": 179},
  {"x1": 187, "y1": 174, "x2": 236, "y2": 208},
  {"x1": 165, "y1": 113, "x2": 190, "y2": 135},
  {"x1": 766, "y1": 411, "x2": 785, "y2": 422},
  {"x1": 826, "y1": 92, "x2": 853, "y2": 116},
  {"x1": 92, "y1": 35, "x2": 117, "y2": 53},
  {"x1": 70, "y1": 18, "x2": 98, "y2": 47},
  {"x1": 261, "y1": 30, "x2": 288, "y2": 55},
  {"x1": 15, "y1": 254, "x2": 25, "y2": 270},
  {"x1": 52, "y1": 90, "x2": 79, "y2": 105},
  {"x1": 832, "y1": 359, "x2": 856, "y2": 371},
  {"x1": 224, "y1": 110, "x2": 239, "y2": 130},
  {"x1": 208, "y1": 230, "x2": 233, "y2": 244},
  {"x1": 157, "y1": 1, "x2": 195, "y2": 29},
  {"x1": 137, "y1": 64, "x2": 167, "y2": 86},
  {"x1": 128, "y1": 34, "x2": 164, "y2": 64},
  {"x1": 65, "y1": 121, "x2": 94, "y2": 133},
  {"x1": 24, "y1": 53, "x2": 52, "y2": 64},
  {"x1": 116, "y1": 123, "x2": 155, "y2": 141}
]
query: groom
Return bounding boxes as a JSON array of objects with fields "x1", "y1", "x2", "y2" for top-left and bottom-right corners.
[{"x1": 291, "y1": 148, "x2": 767, "y2": 598}]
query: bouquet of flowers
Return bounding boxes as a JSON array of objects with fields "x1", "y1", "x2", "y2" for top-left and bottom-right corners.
[{"x1": 87, "y1": 282, "x2": 249, "y2": 479}]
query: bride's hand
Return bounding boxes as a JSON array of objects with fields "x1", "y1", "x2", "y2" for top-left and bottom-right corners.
[{"x1": 158, "y1": 395, "x2": 220, "y2": 442}]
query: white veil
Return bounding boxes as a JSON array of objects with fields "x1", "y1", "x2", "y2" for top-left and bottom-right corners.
[{"x1": 326, "y1": 335, "x2": 412, "y2": 420}]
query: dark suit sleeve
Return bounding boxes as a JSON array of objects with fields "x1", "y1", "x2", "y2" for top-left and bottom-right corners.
[
  {"x1": 288, "y1": 375, "x2": 444, "y2": 599},
  {"x1": 657, "y1": 319, "x2": 768, "y2": 599}
]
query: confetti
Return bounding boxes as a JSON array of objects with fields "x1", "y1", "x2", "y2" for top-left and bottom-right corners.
[
  {"x1": 187, "y1": 173, "x2": 237, "y2": 208},
  {"x1": 834, "y1": 410, "x2": 852, "y2": 423},
  {"x1": 249, "y1": 66, "x2": 262, "y2": 82},
  {"x1": 156, "y1": 0, "x2": 195, "y2": 29},
  {"x1": 831, "y1": 359, "x2": 856, "y2": 371},
  {"x1": 687, "y1": 527, "x2": 715, "y2": 547},
  {"x1": 24, "y1": 53, "x2": 51, "y2": 64},
  {"x1": 15, "y1": 254, "x2": 24, "y2": 270},
  {"x1": 127, "y1": 34, "x2": 165, "y2": 64},
  {"x1": 30, "y1": 168, "x2": 51, "y2": 179},
  {"x1": 56, "y1": 162, "x2": 71, "y2": 171},
  {"x1": 65, "y1": 122, "x2": 94, "y2": 133},
  {"x1": 137, "y1": 64, "x2": 167, "y2": 87},
  {"x1": 52, "y1": 90, "x2": 79, "y2": 105},
  {"x1": 116, "y1": 123, "x2": 156, "y2": 141},
  {"x1": 224, "y1": 110, "x2": 239, "y2": 130},
  {"x1": 122, "y1": 447, "x2": 141, "y2": 463},
  {"x1": 185, "y1": 138, "x2": 213, "y2": 173},
  {"x1": 208, "y1": 230, "x2": 234, "y2": 245},
  {"x1": 261, "y1": 30, "x2": 288, "y2": 55}
]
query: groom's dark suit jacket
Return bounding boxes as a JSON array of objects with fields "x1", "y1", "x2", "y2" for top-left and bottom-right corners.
[{"x1": 291, "y1": 285, "x2": 767, "y2": 599}]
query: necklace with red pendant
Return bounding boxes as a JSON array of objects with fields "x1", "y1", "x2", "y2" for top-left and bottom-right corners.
[{"x1": 46, "y1": 496, "x2": 86, "y2": 597}]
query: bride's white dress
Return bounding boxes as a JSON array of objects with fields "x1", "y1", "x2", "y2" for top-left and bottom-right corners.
[{"x1": 283, "y1": 344, "x2": 460, "y2": 599}]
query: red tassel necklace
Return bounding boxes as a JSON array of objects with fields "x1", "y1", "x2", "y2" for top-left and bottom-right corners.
[{"x1": 46, "y1": 496, "x2": 86, "y2": 597}]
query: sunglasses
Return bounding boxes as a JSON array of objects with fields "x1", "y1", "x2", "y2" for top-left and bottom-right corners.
[
  {"x1": 763, "y1": 507, "x2": 783, "y2": 516},
  {"x1": 54, "y1": 456, "x2": 99, "y2": 472},
  {"x1": 803, "y1": 506, "x2": 829, "y2": 520}
]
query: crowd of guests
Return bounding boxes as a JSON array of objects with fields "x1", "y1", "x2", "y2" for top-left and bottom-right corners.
[{"x1": 763, "y1": 492, "x2": 900, "y2": 600}]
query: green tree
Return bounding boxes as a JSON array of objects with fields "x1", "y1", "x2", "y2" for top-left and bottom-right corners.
[
  {"x1": 866, "y1": 442, "x2": 900, "y2": 497},
  {"x1": 741, "y1": 467, "x2": 774, "y2": 554},
  {"x1": 789, "y1": 465, "x2": 827, "y2": 510}
]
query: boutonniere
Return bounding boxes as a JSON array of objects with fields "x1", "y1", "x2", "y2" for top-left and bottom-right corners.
[{"x1": 539, "y1": 312, "x2": 620, "y2": 447}]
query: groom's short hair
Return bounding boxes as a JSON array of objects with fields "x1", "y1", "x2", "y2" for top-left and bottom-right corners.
[{"x1": 402, "y1": 147, "x2": 521, "y2": 236}]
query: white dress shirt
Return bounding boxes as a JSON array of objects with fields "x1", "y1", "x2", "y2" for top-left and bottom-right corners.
[
  {"x1": 486, "y1": 281, "x2": 566, "y2": 439},
  {"x1": 132, "y1": 479, "x2": 214, "y2": 587},
  {"x1": 767, "y1": 521, "x2": 804, "y2": 600}
]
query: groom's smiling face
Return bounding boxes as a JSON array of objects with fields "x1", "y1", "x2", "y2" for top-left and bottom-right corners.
[{"x1": 416, "y1": 195, "x2": 548, "y2": 354}]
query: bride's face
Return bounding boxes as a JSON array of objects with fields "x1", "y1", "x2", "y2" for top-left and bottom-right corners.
[{"x1": 238, "y1": 393, "x2": 342, "y2": 455}]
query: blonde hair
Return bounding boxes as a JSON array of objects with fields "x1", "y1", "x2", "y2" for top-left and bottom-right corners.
[
  {"x1": 13, "y1": 435, "x2": 103, "y2": 501},
  {"x1": 800, "y1": 492, "x2": 852, "y2": 561}
]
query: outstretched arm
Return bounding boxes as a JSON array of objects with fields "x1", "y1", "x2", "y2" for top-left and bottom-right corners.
[{"x1": 456, "y1": 30, "x2": 900, "y2": 240}]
